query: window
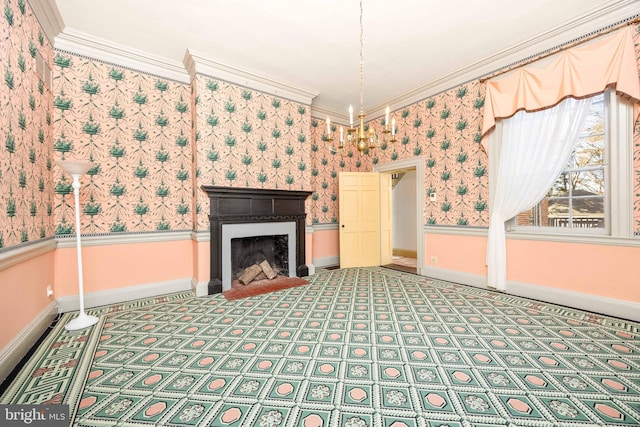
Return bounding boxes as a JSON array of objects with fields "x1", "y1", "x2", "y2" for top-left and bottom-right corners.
[
  {"x1": 510, "y1": 90, "x2": 634, "y2": 238},
  {"x1": 515, "y1": 93, "x2": 605, "y2": 231}
]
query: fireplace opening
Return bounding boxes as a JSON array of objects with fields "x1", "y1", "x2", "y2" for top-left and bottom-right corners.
[
  {"x1": 231, "y1": 234, "x2": 289, "y2": 280},
  {"x1": 221, "y1": 221, "x2": 297, "y2": 291}
]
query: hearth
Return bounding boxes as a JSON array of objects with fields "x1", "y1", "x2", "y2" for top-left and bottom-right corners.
[{"x1": 201, "y1": 186, "x2": 311, "y2": 294}]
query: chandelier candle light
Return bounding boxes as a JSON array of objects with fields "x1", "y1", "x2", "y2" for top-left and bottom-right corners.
[
  {"x1": 57, "y1": 160, "x2": 99, "y2": 331},
  {"x1": 326, "y1": 0, "x2": 396, "y2": 154}
]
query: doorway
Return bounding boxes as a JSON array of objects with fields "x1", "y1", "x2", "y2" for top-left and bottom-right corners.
[{"x1": 374, "y1": 157, "x2": 424, "y2": 275}]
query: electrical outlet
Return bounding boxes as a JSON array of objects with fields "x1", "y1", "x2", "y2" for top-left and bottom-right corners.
[
  {"x1": 429, "y1": 192, "x2": 437, "y2": 202},
  {"x1": 46, "y1": 285, "x2": 53, "y2": 297},
  {"x1": 430, "y1": 256, "x2": 438, "y2": 263}
]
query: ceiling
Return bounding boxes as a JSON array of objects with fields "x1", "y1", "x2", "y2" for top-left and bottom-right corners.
[{"x1": 37, "y1": 0, "x2": 637, "y2": 120}]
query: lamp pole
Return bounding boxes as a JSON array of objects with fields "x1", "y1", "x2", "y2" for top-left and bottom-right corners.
[{"x1": 57, "y1": 160, "x2": 99, "y2": 331}]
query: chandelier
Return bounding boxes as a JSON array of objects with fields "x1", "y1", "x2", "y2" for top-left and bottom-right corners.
[{"x1": 326, "y1": 0, "x2": 396, "y2": 155}]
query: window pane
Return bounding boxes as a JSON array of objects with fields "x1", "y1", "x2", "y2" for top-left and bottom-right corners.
[
  {"x1": 516, "y1": 210, "x2": 534, "y2": 226},
  {"x1": 573, "y1": 168, "x2": 604, "y2": 196},
  {"x1": 572, "y1": 196, "x2": 605, "y2": 228},
  {"x1": 567, "y1": 94, "x2": 605, "y2": 169},
  {"x1": 547, "y1": 198, "x2": 569, "y2": 227},
  {"x1": 548, "y1": 173, "x2": 569, "y2": 197}
]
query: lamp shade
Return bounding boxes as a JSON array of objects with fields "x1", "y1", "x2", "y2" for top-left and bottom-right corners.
[{"x1": 56, "y1": 160, "x2": 93, "y2": 176}]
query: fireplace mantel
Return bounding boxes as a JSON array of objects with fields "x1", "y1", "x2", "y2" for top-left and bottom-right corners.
[{"x1": 201, "y1": 186, "x2": 312, "y2": 294}]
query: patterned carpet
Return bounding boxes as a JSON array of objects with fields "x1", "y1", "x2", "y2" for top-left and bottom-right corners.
[{"x1": 2, "y1": 267, "x2": 639, "y2": 426}]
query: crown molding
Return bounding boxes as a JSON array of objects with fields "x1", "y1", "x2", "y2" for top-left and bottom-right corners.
[
  {"x1": 27, "y1": 0, "x2": 64, "y2": 45},
  {"x1": 31, "y1": 0, "x2": 637, "y2": 119},
  {"x1": 364, "y1": 0, "x2": 640, "y2": 120},
  {"x1": 310, "y1": 105, "x2": 350, "y2": 124},
  {"x1": 55, "y1": 28, "x2": 190, "y2": 83},
  {"x1": 184, "y1": 49, "x2": 318, "y2": 106}
]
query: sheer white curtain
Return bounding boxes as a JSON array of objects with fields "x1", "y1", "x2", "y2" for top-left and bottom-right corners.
[{"x1": 486, "y1": 96, "x2": 593, "y2": 291}]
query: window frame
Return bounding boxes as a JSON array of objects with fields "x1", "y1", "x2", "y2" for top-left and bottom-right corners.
[{"x1": 496, "y1": 89, "x2": 635, "y2": 241}]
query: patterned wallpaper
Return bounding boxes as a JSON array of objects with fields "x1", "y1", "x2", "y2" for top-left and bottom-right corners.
[
  {"x1": 373, "y1": 80, "x2": 488, "y2": 227},
  {"x1": 52, "y1": 54, "x2": 193, "y2": 234},
  {"x1": 193, "y1": 76, "x2": 312, "y2": 231},
  {"x1": 0, "y1": 0, "x2": 54, "y2": 249},
  {"x1": 315, "y1": 79, "x2": 488, "y2": 227},
  {"x1": 1, "y1": 0, "x2": 639, "y2": 253},
  {"x1": 310, "y1": 120, "x2": 372, "y2": 224}
]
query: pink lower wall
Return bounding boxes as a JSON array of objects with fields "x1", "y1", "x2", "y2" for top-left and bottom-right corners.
[
  {"x1": 49, "y1": 229, "x2": 313, "y2": 302},
  {"x1": 305, "y1": 231, "x2": 313, "y2": 265},
  {"x1": 0, "y1": 249, "x2": 55, "y2": 350},
  {"x1": 508, "y1": 239, "x2": 640, "y2": 302},
  {"x1": 425, "y1": 232, "x2": 640, "y2": 302},
  {"x1": 425, "y1": 233, "x2": 487, "y2": 275},
  {"x1": 192, "y1": 240, "x2": 210, "y2": 285},
  {"x1": 311, "y1": 229, "x2": 339, "y2": 263},
  {"x1": 54, "y1": 240, "x2": 194, "y2": 297}
]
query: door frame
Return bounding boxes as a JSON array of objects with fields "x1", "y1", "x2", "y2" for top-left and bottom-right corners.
[{"x1": 374, "y1": 157, "x2": 424, "y2": 275}]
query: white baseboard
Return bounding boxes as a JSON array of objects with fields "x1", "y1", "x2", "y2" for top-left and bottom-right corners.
[
  {"x1": 419, "y1": 265, "x2": 640, "y2": 322},
  {"x1": 507, "y1": 280, "x2": 640, "y2": 323},
  {"x1": 0, "y1": 301, "x2": 58, "y2": 385},
  {"x1": 313, "y1": 256, "x2": 339, "y2": 268},
  {"x1": 191, "y1": 278, "x2": 209, "y2": 297},
  {"x1": 56, "y1": 277, "x2": 193, "y2": 313},
  {"x1": 420, "y1": 266, "x2": 488, "y2": 289}
]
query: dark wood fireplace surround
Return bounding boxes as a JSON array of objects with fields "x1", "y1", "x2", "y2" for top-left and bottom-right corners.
[{"x1": 201, "y1": 186, "x2": 312, "y2": 294}]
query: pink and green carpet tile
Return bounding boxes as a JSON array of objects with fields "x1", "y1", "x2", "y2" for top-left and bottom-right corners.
[{"x1": 2, "y1": 267, "x2": 639, "y2": 426}]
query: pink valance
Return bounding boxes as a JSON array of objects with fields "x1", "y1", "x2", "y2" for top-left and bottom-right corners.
[{"x1": 481, "y1": 25, "x2": 640, "y2": 145}]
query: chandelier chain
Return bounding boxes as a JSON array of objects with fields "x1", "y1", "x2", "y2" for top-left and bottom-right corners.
[
  {"x1": 359, "y1": 0, "x2": 364, "y2": 112},
  {"x1": 325, "y1": 0, "x2": 395, "y2": 155}
]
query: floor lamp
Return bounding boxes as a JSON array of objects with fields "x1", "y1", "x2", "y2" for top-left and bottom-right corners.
[{"x1": 57, "y1": 160, "x2": 99, "y2": 331}]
